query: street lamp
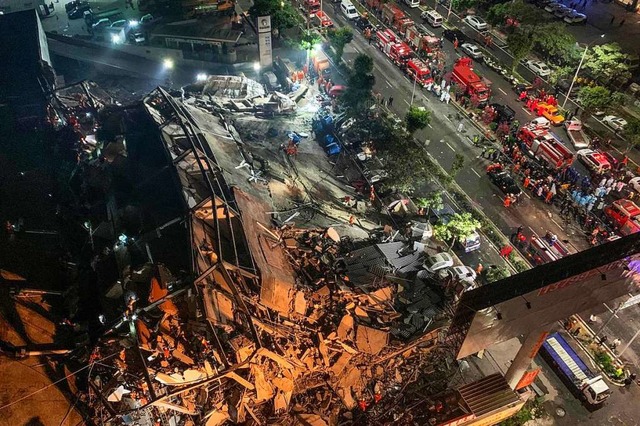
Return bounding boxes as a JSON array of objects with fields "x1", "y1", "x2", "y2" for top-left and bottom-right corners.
[{"x1": 561, "y1": 34, "x2": 604, "y2": 109}]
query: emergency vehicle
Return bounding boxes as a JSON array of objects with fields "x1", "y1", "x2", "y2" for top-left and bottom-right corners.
[
  {"x1": 451, "y1": 57, "x2": 490, "y2": 104},
  {"x1": 314, "y1": 10, "x2": 334, "y2": 28},
  {"x1": 375, "y1": 28, "x2": 397, "y2": 50},
  {"x1": 604, "y1": 199, "x2": 640, "y2": 236},
  {"x1": 388, "y1": 42, "x2": 413, "y2": 66},
  {"x1": 406, "y1": 59, "x2": 433, "y2": 87},
  {"x1": 517, "y1": 125, "x2": 574, "y2": 169},
  {"x1": 576, "y1": 149, "x2": 612, "y2": 175}
]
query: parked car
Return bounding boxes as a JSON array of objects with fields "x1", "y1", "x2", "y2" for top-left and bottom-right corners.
[
  {"x1": 65, "y1": 0, "x2": 88, "y2": 12},
  {"x1": 529, "y1": 117, "x2": 551, "y2": 129},
  {"x1": 354, "y1": 16, "x2": 373, "y2": 32},
  {"x1": 443, "y1": 28, "x2": 468, "y2": 43},
  {"x1": 487, "y1": 167, "x2": 522, "y2": 197},
  {"x1": 423, "y1": 252, "x2": 454, "y2": 273},
  {"x1": 544, "y1": 2, "x2": 563, "y2": 12},
  {"x1": 129, "y1": 32, "x2": 146, "y2": 44},
  {"x1": 92, "y1": 18, "x2": 111, "y2": 30},
  {"x1": 553, "y1": 5, "x2": 573, "y2": 18},
  {"x1": 564, "y1": 10, "x2": 587, "y2": 23},
  {"x1": 491, "y1": 103, "x2": 516, "y2": 124},
  {"x1": 448, "y1": 265, "x2": 477, "y2": 285},
  {"x1": 262, "y1": 71, "x2": 282, "y2": 91},
  {"x1": 110, "y1": 19, "x2": 127, "y2": 28},
  {"x1": 525, "y1": 59, "x2": 551, "y2": 77},
  {"x1": 67, "y1": 3, "x2": 90, "y2": 19},
  {"x1": 628, "y1": 176, "x2": 640, "y2": 193},
  {"x1": 461, "y1": 43, "x2": 483, "y2": 59},
  {"x1": 463, "y1": 15, "x2": 488, "y2": 31},
  {"x1": 602, "y1": 115, "x2": 628, "y2": 132}
]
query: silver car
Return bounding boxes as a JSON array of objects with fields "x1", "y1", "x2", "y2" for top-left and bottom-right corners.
[{"x1": 461, "y1": 43, "x2": 483, "y2": 59}]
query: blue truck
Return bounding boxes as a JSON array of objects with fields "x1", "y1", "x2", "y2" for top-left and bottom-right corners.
[{"x1": 539, "y1": 332, "x2": 611, "y2": 406}]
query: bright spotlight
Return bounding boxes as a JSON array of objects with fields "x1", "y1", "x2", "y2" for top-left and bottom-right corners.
[
  {"x1": 129, "y1": 19, "x2": 139, "y2": 27},
  {"x1": 253, "y1": 62, "x2": 260, "y2": 72},
  {"x1": 196, "y1": 73, "x2": 208, "y2": 81},
  {"x1": 163, "y1": 58, "x2": 174, "y2": 69},
  {"x1": 111, "y1": 34, "x2": 122, "y2": 44}
]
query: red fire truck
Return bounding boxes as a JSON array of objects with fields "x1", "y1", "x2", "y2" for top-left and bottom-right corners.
[
  {"x1": 517, "y1": 125, "x2": 573, "y2": 169},
  {"x1": 375, "y1": 28, "x2": 397, "y2": 50},
  {"x1": 381, "y1": 3, "x2": 404, "y2": 26},
  {"x1": 451, "y1": 57, "x2": 490, "y2": 105},
  {"x1": 406, "y1": 59, "x2": 433, "y2": 87},
  {"x1": 604, "y1": 199, "x2": 640, "y2": 236},
  {"x1": 388, "y1": 42, "x2": 413, "y2": 66},
  {"x1": 365, "y1": 0, "x2": 383, "y2": 13},
  {"x1": 405, "y1": 26, "x2": 440, "y2": 54}
]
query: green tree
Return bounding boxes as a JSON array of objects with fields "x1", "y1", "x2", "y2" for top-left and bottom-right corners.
[
  {"x1": 433, "y1": 212, "x2": 481, "y2": 249},
  {"x1": 327, "y1": 27, "x2": 353, "y2": 63},
  {"x1": 416, "y1": 191, "x2": 443, "y2": 216},
  {"x1": 485, "y1": 265, "x2": 511, "y2": 283},
  {"x1": 584, "y1": 43, "x2": 632, "y2": 87},
  {"x1": 533, "y1": 22, "x2": 576, "y2": 62},
  {"x1": 507, "y1": 30, "x2": 534, "y2": 71},
  {"x1": 249, "y1": 0, "x2": 301, "y2": 36},
  {"x1": 405, "y1": 106, "x2": 431, "y2": 134},
  {"x1": 577, "y1": 85, "x2": 613, "y2": 118},
  {"x1": 449, "y1": 154, "x2": 465, "y2": 178},
  {"x1": 341, "y1": 54, "x2": 375, "y2": 114},
  {"x1": 486, "y1": 2, "x2": 511, "y2": 26},
  {"x1": 300, "y1": 30, "x2": 322, "y2": 51},
  {"x1": 623, "y1": 118, "x2": 640, "y2": 153}
]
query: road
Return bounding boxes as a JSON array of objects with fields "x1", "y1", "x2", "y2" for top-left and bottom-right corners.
[{"x1": 325, "y1": 4, "x2": 590, "y2": 254}]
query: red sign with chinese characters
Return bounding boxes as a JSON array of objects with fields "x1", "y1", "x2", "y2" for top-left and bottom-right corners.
[{"x1": 515, "y1": 369, "x2": 541, "y2": 391}]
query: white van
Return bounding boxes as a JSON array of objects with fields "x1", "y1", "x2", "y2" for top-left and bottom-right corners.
[
  {"x1": 403, "y1": 0, "x2": 420, "y2": 8},
  {"x1": 422, "y1": 10, "x2": 443, "y2": 27},
  {"x1": 340, "y1": 0, "x2": 359, "y2": 20}
]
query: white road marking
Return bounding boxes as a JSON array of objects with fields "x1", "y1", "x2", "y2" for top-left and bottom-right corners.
[
  {"x1": 523, "y1": 192, "x2": 531, "y2": 199},
  {"x1": 445, "y1": 115, "x2": 452, "y2": 122},
  {"x1": 427, "y1": 123, "x2": 433, "y2": 129},
  {"x1": 403, "y1": 99, "x2": 410, "y2": 106},
  {"x1": 445, "y1": 142, "x2": 455, "y2": 151},
  {"x1": 499, "y1": 88, "x2": 507, "y2": 95},
  {"x1": 603, "y1": 302, "x2": 620, "y2": 318},
  {"x1": 385, "y1": 79, "x2": 393, "y2": 87},
  {"x1": 522, "y1": 108, "x2": 532, "y2": 116},
  {"x1": 550, "y1": 218, "x2": 562, "y2": 228},
  {"x1": 471, "y1": 168, "x2": 481, "y2": 177}
]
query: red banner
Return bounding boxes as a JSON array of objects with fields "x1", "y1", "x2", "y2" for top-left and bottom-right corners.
[{"x1": 515, "y1": 368, "x2": 541, "y2": 391}]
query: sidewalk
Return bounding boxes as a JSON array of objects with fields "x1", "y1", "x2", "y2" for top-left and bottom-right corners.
[{"x1": 566, "y1": 315, "x2": 629, "y2": 385}]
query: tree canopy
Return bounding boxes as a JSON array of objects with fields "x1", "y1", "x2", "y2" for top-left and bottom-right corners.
[
  {"x1": 300, "y1": 30, "x2": 322, "y2": 51},
  {"x1": 416, "y1": 191, "x2": 444, "y2": 215},
  {"x1": 507, "y1": 31, "x2": 534, "y2": 70},
  {"x1": 584, "y1": 43, "x2": 632, "y2": 87},
  {"x1": 341, "y1": 54, "x2": 375, "y2": 113},
  {"x1": 405, "y1": 106, "x2": 431, "y2": 134},
  {"x1": 624, "y1": 118, "x2": 640, "y2": 153},
  {"x1": 433, "y1": 212, "x2": 481, "y2": 248},
  {"x1": 249, "y1": 0, "x2": 301, "y2": 35},
  {"x1": 485, "y1": 265, "x2": 511, "y2": 283},
  {"x1": 577, "y1": 86, "x2": 614, "y2": 117},
  {"x1": 327, "y1": 27, "x2": 353, "y2": 62}
]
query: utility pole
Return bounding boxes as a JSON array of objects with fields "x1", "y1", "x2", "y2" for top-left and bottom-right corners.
[{"x1": 593, "y1": 302, "x2": 622, "y2": 342}]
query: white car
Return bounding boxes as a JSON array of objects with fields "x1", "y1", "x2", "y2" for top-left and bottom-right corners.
[
  {"x1": 463, "y1": 15, "x2": 488, "y2": 31},
  {"x1": 602, "y1": 115, "x2": 628, "y2": 132},
  {"x1": 525, "y1": 60, "x2": 551, "y2": 77},
  {"x1": 564, "y1": 10, "x2": 586, "y2": 23},
  {"x1": 530, "y1": 117, "x2": 551, "y2": 129},
  {"x1": 576, "y1": 149, "x2": 612, "y2": 174},
  {"x1": 129, "y1": 32, "x2": 145, "y2": 44},
  {"x1": 461, "y1": 43, "x2": 483, "y2": 59},
  {"x1": 628, "y1": 176, "x2": 640, "y2": 193},
  {"x1": 449, "y1": 265, "x2": 477, "y2": 284},
  {"x1": 423, "y1": 252, "x2": 454, "y2": 273}
]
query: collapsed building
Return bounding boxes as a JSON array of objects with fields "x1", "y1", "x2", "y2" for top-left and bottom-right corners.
[{"x1": 47, "y1": 76, "x2": 525, "y2": 425}]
